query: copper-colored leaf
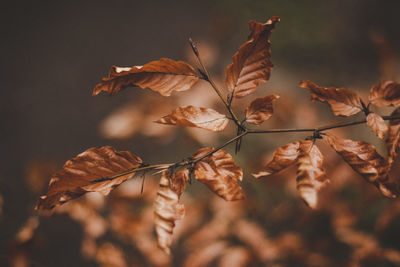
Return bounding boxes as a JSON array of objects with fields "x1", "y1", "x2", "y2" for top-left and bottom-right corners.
[
  {"x1": 296, "y1": 144, "x2": 329, "y2": 208},
  {"x1": 245, "y1": 94, "x2": 279, "y2": 125},
  {"x1": 253, "y1": 140, "x2": 312, "y2": 178},
  {"x1": 324, "y1": 133, "x2": 397, "y2": 198},
  {"x1": 154, "y1": 171, "x2": 185, "y2": 254},
  {"x1": 170, "y1": 169, "x2": 189, "y2": 196},
  {"x1": 191, "y1": 147, "x2": 244, "y2": 201},
  {"x1": 386, "y1": 108, "x2": 400, "y2": 165},
  {"x1": 369, "y1": 81, "x2": 400, "y2": 106},
  {"x1": 299, "y1": 80, "x2": 362, "y2": 116},
  {"x1": 155, "y1": 105, "x2": 229, "y2": 131},
  {"x1": 93, "y1": 58, "x2": 200, "y2": 96},
  {"x1": 366, "y1": 113, "x2": 388, "y2": 139},
  {"x1": 225, "y1": 17, "x2": 280, "y2": 98},
  {"x1": 36, "y1": 146, "x2": 142, "y2": 210}
]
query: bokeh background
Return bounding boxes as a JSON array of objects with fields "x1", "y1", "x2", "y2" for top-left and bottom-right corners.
[{"x1": 2, "y1": 0, "x2": 400, "y2": 266}]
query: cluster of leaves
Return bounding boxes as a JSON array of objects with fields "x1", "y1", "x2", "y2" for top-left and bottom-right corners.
[{"x1": 35, "y1": 16, "x2": 400, "y2": 255}]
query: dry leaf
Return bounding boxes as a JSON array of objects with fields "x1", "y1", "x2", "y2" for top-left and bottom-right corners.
[
  {"x1": 154, "y1": 171, "x2": 185, "y2": 254},
  {"x1": 296, "y1": 144, "x2": 329, "y2": 208},
  {"x1": 366, "y1": 113, "x2": 388, "y2": 139},
  {"x1": 245, "y1": 94, "x2": 279, "y2": 125},
  {"x1": 225, "y1": 17, "x2": 280, "y2": 98},
  {"x1": 386, "y1": 108, "x2": 400, "y2": 165},
  {"x1": 36, "y1": 146, "x2": 142, "y2": 210},
  {"x1": 93, "y1": 58, "x2": 200, "y2": 96},
  {"x1": 369, "y1": 81, "x2": 400, "y2": 106},
  {"x1": 253, "y1": 140, "x2": 312, "y2": 178},
  {"x1": 155, "y1": 105, "x2": 229, "y2": 131},
  {"x1": 192, "y1": 147, "x2": 244, "y2": 201},
  {"x1": 324, "y1": 133, "x2": 397, "y2": 198},
  {"x1": 170, "y1": 168, "x2": 189, "y2": 196},
  {"x1": 300, "y1": 80, "x2": 362, "y2": 116}
]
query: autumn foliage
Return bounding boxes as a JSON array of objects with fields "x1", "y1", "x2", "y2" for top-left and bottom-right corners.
[{"x1": 32, "y1": 16, "x2": 400, "y2": 260}]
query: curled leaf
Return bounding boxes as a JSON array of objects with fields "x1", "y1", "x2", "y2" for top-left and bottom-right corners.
[
  {"x1": 36, "y1": 147, "x2": 142, "y2": 210},
  {"x1": 296, "y1": 144, "x2": 329, "y2": 208},
  {"x1": 155, "y1": 106, "x2": 229, "y2": 131},
  {"x1": 154, "y1": 171, "x2": 185, "y2": 254},
  {"x1": 170, "y1": 168, "x2": 189, "y2": 196},
  {"x1": 253, "y1": 140, "x2": 312, "y2": 178},
  {"x1": 366, "y1": 113, "x2": 388, "y2": 139},
  {"x1": 386, "y1": 108, "x2": 400, "y2": 165},
  {"x1": 369, "y1": 81, "x2": 400, "y2": 106},
  {"x1": 191, "y1": 147, "x2": 244, "y2": 201},
  {"x1": 93, "y1": 58, "x2": 199, "y2": 96},
  {"x1": 300, "y1": 80, "x2": 362, "y2": 116},
  {"x1": 324, "y1": 133, "x2": 397, "y2": 198},
  {"x1": 245, "y1": 95, "x2": 279, "y2": 125},
  {"x1": 225, "y1": 17, "x2": 280, "y2": 98}
]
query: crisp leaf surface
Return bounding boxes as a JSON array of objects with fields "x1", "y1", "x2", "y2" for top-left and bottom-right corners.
[
  {"x1": 192, "y1": 148, "x2": 244, "y2": 201},
  {"x1": 300, "y1": 80, "x2": 362, "y2": 116},
  {"x1": 36, "y1": 146, "x2": 142, "y2": 210},
  {"x1": 369, "y1": 81, "x2": 400, "y2": 106},
  {"x1": 93, "y1": 58, "x2": 199, "y2": 96},
  {"x1": 155, "y1": 106, "x2": 229, "y2": 131},
  {"x1": 296, "y1": 144, "x2": 329, "y2": 208},
  {"x1": 366, "y1": 113, "x2": 388, "y2": 139},
  {"x1": 154, "y1": 171, "x2": 185, "y2": 254},
  {"x1": 245, "y1": 95, "x2": 279, "y2": 125},
  {"x1": 225, "y1": 17, "x2": 280, "y2": 98}
]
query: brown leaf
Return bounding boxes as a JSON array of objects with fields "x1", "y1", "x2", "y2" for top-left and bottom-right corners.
[
  {"x1": 324, "y1": 133, "x2": 397, "y2": 198},
  {"x1": 296, "y1": 144, "x2": 329, "y2": 208},
  {"x1": 225, "y1": 17, "x2": 280, "y2": 98},
  {"x1": 154, "y1": 171, "x2": 185, "y2": 254},
  {"x1": 369, "y1": 81, "x2": 400, "y2": 106},
  {"x1": 155, "y1": 105, "x2": 229, "y2": 131},
  {"x1": 170, "y1": 169, "x2": 189, "y2": 196},
  {"x1": 191, "y1": 147, "x2": 244, "y2": 201},
  {"x1": 386, "y1": 108, "x2": 400, "y2": 165},
  {"x1": 253, "y1": 140, "x2": 312, "y2": 178},
  {"x1": 36, "y1": 146, "x2": 142, "y2": 210},
  {"x1": 299, "y1": 80, "x2": 362, "y2": 116},
  {"x1": 93, "y1": 58, "x2": 200, "y2": 96},
  {"x1": 245, "y1": 95, "x2": 279, "y2": 125},
  {"x1": 366, "y1": 113, "x2": 388, "y2": 139}
]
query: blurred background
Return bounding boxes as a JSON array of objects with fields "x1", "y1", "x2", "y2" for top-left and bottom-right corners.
[{"x1": 1, "y1": 0, "x2": 400, "y2": 266}]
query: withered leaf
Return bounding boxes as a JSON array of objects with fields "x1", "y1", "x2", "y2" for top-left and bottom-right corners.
[
  {"x1": 154, "y1": 171, "x2": 185, "y2": 254},
  {"x1": 170, "y1": 169, "x2": 189, "y2": 196},
  {"x1": 36, "y1": 146, "x2": 142, "y2": 210},
  {"x1": 253, "y1": 140, "x2": 312, "y2": 178},
  {"x1": 300, "y1": 80, "x2": 362, "y2": 116},
  {"x1": 155, "y1": 105, "x2": 229, "y2": 131},
  {"x1": 296, "y1": 144, "x2": 329, "y2": 208},
  {"x1": 366, "y1": 113, "x2": 388, "y2": 139},
  {"x1": 191, "y1": 147, "x2": 244, "y2": 201},
  {"x1": 369, "y1": 81, "x2": 400, "y2": 106},
  {"x1": 324, "y1": 133, "x2": 397, "y2": 198},
  {"x1": 93, "y1": 58, "x2": 200, "y2": 96},
  {"x1": 225, "y1": 17, "x2": 280, "y2": 98},
  {"x1": 245, "y1": 94, "x2": 279, "y2": 125},
  {"x1": 386, "y1": 108, "x2": 400, "y2": 165}
]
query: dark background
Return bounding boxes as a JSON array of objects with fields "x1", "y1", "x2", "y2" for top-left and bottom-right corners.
[{"x1": 1, "y1": 0, "x2": 400, "y2": 266}]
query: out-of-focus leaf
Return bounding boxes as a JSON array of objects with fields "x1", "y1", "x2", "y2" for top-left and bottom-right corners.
[
  {"x1": 225, "y1": 17, "x2": 280, "y2": 98},
  {"x1": 192, "y1": 148, "x2": 244, "y2": 201},
  {"x1": 93, "y1": 58, "x2": 200, "y2": 96},
  {"x1": 296, "y1": 144, "x2": 329, "y2": 208},
  {"x1": 155, "y1": 105, "x2": 229, "y2": 131},
  {"x1": 154, "y1": 171, "x2": 185, "y2": 254},
  {"x1": 300, "y1": 80, "x2": 362, "y2": 116},
  {"x1": 366, "y1": 113, "x2": 388, "y2": 139},
  {"x1": 245, "y1": 95, "x2": 279, "y2": 125},
  {"x1": 386, "y1": 108, "x2": 400, "y2": 165},
  {"x1": 36, "y1": 146, "x2": 142, "y2": 210},
  {"x1": 253, "y1": 140, "x2": 312, "y2": 178},
  {"x1": 324, "y1": 133, "x2": 397, "y2": 198},
  {"x1": 369, "y1": 81, "x2": 400, "y2": 106}
]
